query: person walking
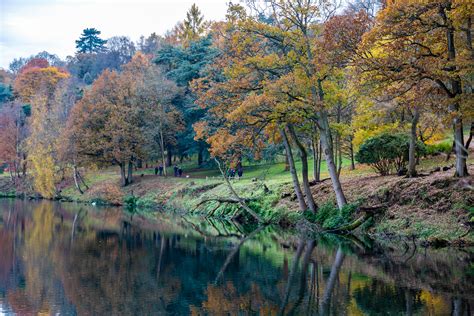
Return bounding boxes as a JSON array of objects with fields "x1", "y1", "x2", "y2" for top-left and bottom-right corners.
[{"x1": 237, "y1": 165, "x2": 243, "y2": 178}]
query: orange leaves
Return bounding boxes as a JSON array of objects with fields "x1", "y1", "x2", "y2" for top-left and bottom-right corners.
[{"x1": 14, "y1": 66, "x2": 69, "y2": 104}]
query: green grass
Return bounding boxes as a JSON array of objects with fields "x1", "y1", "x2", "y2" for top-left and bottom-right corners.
[{"x1": 167, "y1": 157, "x2": 355, "y2": 185}]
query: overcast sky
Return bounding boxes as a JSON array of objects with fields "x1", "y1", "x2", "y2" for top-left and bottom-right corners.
[{"x1": 0, "y1": 0, "x2": 230, "y2": 69}]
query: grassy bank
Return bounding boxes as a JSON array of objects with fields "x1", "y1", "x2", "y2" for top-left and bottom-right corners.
[{"x1": 1, "y1": 154, "x2": 473, "y2": 245}]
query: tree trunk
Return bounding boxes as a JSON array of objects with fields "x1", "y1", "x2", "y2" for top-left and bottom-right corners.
[
  {"x1": 317, "y1": 111, "x2": 347, "y2": 209},
  {"x1": 312, "y1": 137, "x2": 321, "y2": 182},
  {"x1": 120, "y1": 163, "x2": 127, "y2": 187},
  {"x1": 444, "y1": 11, "x2": 468, "y2": 177},
  {"x1": 127, "y1": 160, "x2": 133, "y2": 185},
  {"x1": 198, "y1": 145, "x2": 204, "y2": 166},
  {"x1": 73, "y1": 165, "x2": 84, "y2": 194},
  {"x1": 349, "y1": 138, "x2": 355, "y2": 170},
  {"x1": 336, "y1": 138, "x2": 343, "y2": 178},
  {"x1": 77, "y1": 170, "x2": 89, "y2": 190},
  {"x1": 287, "y1": 124, "x2": 318, "y2": 214},
  {"x1": 408, "y1": 107, "x2": 420, "y2": 178},
  {"x1": 166, "y1": 145, "x2": 172, "y2": 167},
  {"x1": 336, "y1": 103, "x2": 343, "y2": 177},
  {"x1": 284, "y1": 154, "x2": 290, "y2": 171},
  {"x1": 465, "y1": 121, "x2": 473, "y2": 151},
  {"x1": 279, "y1": 127, "x2": 308, "y2": 212},
  {"x1": 453, "y1": 117, "x2": 468, "y2": 177},
  {"x1": 22, "y1": 155, "x2": 27, "y2": 176}
]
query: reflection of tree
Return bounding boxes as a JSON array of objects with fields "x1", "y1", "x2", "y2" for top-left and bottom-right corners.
[
  {"x1": 353, "y1": 281, "x2": 423, "y2": 315},
  {"x1": 0, "y1": 230, "x2": 14, "y2": 285},
  {"x1": 21, "y1": 202, "x2": 55, "y2": 314},
  {"x1": 57, "y1": 233, "x2": 183, "y2": 315},
  {"x1": 191, "y1": 281, "x2": 279, "y2": 315},
  {"x1": 319, "y1": 246, "x2": 345, "y2": 316}
]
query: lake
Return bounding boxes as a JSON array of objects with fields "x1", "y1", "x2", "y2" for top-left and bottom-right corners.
[{"x1": 0, "y1": 199, "x2": 472, "y2": 315}]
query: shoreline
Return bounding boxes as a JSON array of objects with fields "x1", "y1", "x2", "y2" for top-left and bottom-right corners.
[{"x1": 1, "y1": 164, "x2": 472, "y2": 248}]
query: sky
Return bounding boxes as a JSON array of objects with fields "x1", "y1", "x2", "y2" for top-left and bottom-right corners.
[{"x1": 0, "y1": 0, "x2": 230, "y2": 69}]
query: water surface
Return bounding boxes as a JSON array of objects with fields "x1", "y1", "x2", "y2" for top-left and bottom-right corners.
[{"x1": 0, "y1": 199, "x2": 472, "y2": 315}]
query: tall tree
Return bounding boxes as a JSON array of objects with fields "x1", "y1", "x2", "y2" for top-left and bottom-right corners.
[
  {"x1": 75, "y1": 28, "x2": 108, "y2": 54},
  {"x1": 14, "y1": 60, "x2": 69, "y2": 197},
  {"x1": 68, "y1": 53, "x2": 173, "y2": 186},
  {"x1": 155, "y1": 35, "x2": 218, "y2": 166},
  {"x1": 355, "y1": 0, "x2": 473, "y2": 177},
  {"x1": 177, "y1": 4, "x2": 208, "y2": 46}
]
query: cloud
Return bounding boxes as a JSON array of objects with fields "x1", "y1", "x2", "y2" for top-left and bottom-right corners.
[{"x1": 0, "y1": 0, "x2": 229, "y2": 69}]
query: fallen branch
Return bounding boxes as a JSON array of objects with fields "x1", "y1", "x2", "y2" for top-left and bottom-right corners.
[
  {"x1": 328, "y1": 204, "x2": 386, "y2": 233},
  {"x1": 330, "y1": 213, "x2": 372, "y2": 233},
  {"x1": 215, "y1": 158, "x2": 265, "y2": 224}
]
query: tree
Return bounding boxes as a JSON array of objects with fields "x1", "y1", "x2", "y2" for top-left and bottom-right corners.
[
  {"x1": 355, "y1": 1, "x2": 473, "y2": 177},
  {"x1": 139, "y1": 64, "x2": 183, "y2": 175},
  {"x1": 75, "y1": 28, "x2": 108, "y2": 54},
  {"x1": 0, "y1": 83, "x2": 13, "y2": 105},
  {"x1": 68, "y1": 53, "x2": 170, "y2": 186},
  {"x1": 177, "y1": 4, "x2": 208, "y2": 46},
  {"x1": 155, "y1": 35, "x2": 218, "y2": 166},
  {"x1": 137, "y1": 32, "x2": 163, "y2": 55},
  {"x1": 14, "y1": 60, "x2": 69, "y2": 197},
  {"x1": 0, "y1": 109, "x2": 18, "y2": 179},
  {"x1": 193, "y1": 2, "x2": 370, "y2": 210},
  {"x1": 0, "y1": 103, "x2": 29, "y2": 180},
  {"x1": 107, "y1": 36, "x2": 136, "y2": 64},
  {"x1": 9, "y1": 51, "x2": 64, "y2": 74}
]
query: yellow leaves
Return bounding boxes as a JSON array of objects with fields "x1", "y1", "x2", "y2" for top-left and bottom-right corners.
[
  {"x1": 207, "y1": 129, "x2": 237, "y2": 158},
  {"x1": 193, "y1": 121, "x2": 209, "y2": 141},
  {"x1": 29, "y1": 146, "x2": 57, "y2": 198},
  {"x1": 14, "y1": 67, "x2": 69, "y2": 104}
]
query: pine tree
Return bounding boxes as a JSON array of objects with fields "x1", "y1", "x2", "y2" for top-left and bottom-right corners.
[
  {"x1": 178, "y1": 4, "x2": 207, "y2": 46},
  {"x1": 75, "y1": 28, "x2": 107, "y2": 54}
]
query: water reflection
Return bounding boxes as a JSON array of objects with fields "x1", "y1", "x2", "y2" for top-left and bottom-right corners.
[{"x1": 0, "y1": 199, "x2": 472, "y2": 315}]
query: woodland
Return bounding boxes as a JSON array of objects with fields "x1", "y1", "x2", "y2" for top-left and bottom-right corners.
[{"x1": 0, "y1": 0, "x2": 472, "y2": 237}]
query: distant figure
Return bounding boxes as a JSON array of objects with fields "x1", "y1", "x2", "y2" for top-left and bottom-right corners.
[
  {"x1": 178, "y1": 167, "x2": 183, "y2": 177},
  {"x1": 173, "y1": 164, "x2": 179, "y2": 177},
  {"x1": 237, "y1": 165, "x2": 243, "y2": 178},
  {"x1": 158, "y1": 164, "x2": 163, "y2": 176},
  {"x1": 229, "y1": 168, "x2": 236, "y2": 178},
  {"x1": 154, "y1": 166, "x2": 159, "y2": 175}
]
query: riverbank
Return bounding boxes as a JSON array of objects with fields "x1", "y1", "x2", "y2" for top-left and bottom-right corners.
[{"x1": 0, "y1": 158, "x2": 473, "y2": 246}]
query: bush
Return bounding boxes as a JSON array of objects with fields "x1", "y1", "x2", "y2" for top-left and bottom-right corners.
[
  {"x1": 355, "y1": 133, "x2": 426, "y2": 175},
  {"x1": 314, "y1": 202, "x2": 358, "y2": 230},
  {"x1": 426, "y1": 141, "x2": 452, "y2": 156}
]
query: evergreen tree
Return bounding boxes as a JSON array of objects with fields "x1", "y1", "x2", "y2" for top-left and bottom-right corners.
[
  {"x1": 178, "y1": 4, "x2": 207, "y2": 46},
  {"x1": 75, "y1": 28, "x2": 107, "y2": 54},
  {"x1": 155, "y1": 36, "x2": 218, "y2": 166}
]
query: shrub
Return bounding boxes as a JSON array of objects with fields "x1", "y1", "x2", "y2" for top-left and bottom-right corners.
[
  {"x1": 426, "y1": 141, "x2": 452, "y2": 156},
  {"x1": 314, "y1": 202, "x2": 358, "y2": 230},
  {"x1": 355, "y1": 133, "x2": 426, "y2": 175}
]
